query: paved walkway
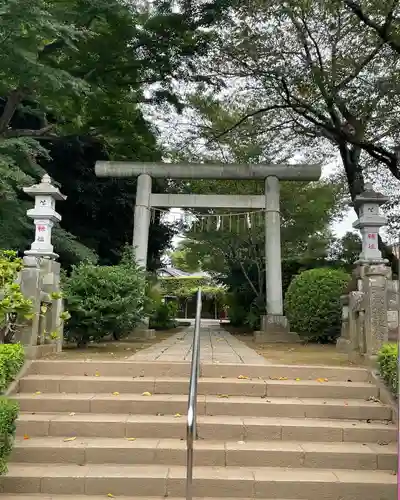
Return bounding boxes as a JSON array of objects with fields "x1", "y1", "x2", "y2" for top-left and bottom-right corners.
[{"x1": 129, "y1": 323, "x2": 268, "y2": 364}]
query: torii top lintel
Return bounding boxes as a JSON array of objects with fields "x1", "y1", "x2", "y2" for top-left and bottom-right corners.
[{"x1": 95, "y1": 162, "x2": 321, "y2": 181}]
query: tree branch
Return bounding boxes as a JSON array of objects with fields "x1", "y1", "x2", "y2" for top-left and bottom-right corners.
[
  {"x1": 344, "y1": 0, "x2": 400, "y2": 54},
  {"x1": 207, "y1": 104, "x2": 292, "y2": 144},
  {"x1": 334, "y1": 43, "x2": 384, "y2": 91},
  {"x1": 2, "y1": 125, "x2": 55, "y2": 139},
  {"x1": 0, "y1": 89, "x2": 25, "y2": 134}
]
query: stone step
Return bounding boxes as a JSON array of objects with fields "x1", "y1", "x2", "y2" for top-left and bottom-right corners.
[
  {"x1": 16, "y1": 413, "x2": 396, "y2": 443},
  {"x1": 1, "y1": 464, "x2": 396, "y2": 499},
  {"x1": 0, "y1": 497, "x2": 293, "y2": 500},
  {"x1": 10, "y1": 436, "x2": 397, "y2": 470},
  {"x1": 18, "y1": 375, "x2": 378, "y2": 399},
  {"x1": 13, "y1": 393, "x2": 392, "y2": 420},
  {"x1": 28, "y1": 360, "x2": 369, "y2": 381}
]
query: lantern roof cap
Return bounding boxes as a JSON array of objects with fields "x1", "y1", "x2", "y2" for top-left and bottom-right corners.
[
  {"x1": 353, "y1": 183, "x2": 388, "y2": 208},
  {"x1": 23, "y1": 174, "x2": 66, "y2": 201}
]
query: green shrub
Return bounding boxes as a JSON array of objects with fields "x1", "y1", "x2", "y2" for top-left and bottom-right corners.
[
  {"x1": 64, "y1": 260, "x2": 146, "y2": 346},
  {"x1": 0, "y1": 397, "x2": 19, "y2": 474},
  {"x1": 0, "y1": 344, "x2": 24, "y2": 393},
  {"x1": 0, "y1": 344, "x2": 24, "y2": 474},
  {"x1": 284, "y1": 267, "x2": 350, "y2": 342},
  {"x1": 149, "y1": 301, "x2": 178, "y2": 331},
  {"x1": 0, "y1": 250, "x2": 33, "y2": 343},
  {"x1": 378, "y1": 343, "x2": 398, "y2": 396}
]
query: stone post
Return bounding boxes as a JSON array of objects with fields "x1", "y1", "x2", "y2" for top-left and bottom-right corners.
[
  {"x1": 131, "y1": 174, "x2": 154, "y2": 335},
  {"x1": 265, "y1": 176, "x2": 284, "y2": 316},
  {"x1": 336, "y1": 294, "x2": 350, "y2": 352},
  {"x1": 23, "y1": 174, "x2": 67, "y2": 259},
  {"x1": 255, "y1": 176, "x2": 296, "y2": 343},
  {"x1": 362, "y1": 264, "x2": 389, "y2": 362},
  {"x1": 133, "y1": 174, "x2": 152, "y2": 268},
  {"x1": 18, "y1": 256, "x2": 42, "y2": 347}
]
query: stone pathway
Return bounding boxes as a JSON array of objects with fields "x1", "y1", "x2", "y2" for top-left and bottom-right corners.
[{"x1": 129, "y1": 323, "x2": 268, "y2": 364}]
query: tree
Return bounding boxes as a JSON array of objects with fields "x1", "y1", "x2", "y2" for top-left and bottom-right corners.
[
  {"x1": 184, "y1": 0, "x2": 399, "y2": 263},
  {"x1": 0, "y1": 0, "x2": 227, "y2": 265},
  {"x1": 343, "y1": 0, "x2": 400, "y2": 54},
  {"x1": 330, "y1": 232, "x2": 362, "y2": 264},
  {"x1": 167, "y1": 247, "x2": 201, "y2": 272}
]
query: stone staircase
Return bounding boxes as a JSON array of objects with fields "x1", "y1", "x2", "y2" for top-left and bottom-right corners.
[{"x1": 2, "y1": 358, "x2": 397, "y2": 499}]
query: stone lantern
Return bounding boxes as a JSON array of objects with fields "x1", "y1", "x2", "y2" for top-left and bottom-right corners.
[
  {"x1": 352, "y1": 183, "x2": 389, "y2": 263},
  {"x1": 23, "y1": 174, "x2": 66, "y2": 259}
]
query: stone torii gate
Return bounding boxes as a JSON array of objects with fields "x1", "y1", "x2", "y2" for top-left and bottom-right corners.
[{"x1": 96, "y1": 162, "x2": 321, "y2": 341}]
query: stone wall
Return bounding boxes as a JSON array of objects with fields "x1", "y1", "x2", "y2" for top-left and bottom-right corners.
[
  {"x1": 387, "y1": 280, "x2": 399, "y2": 341},
  {"x1": 337, "y1": 263, "x2": 398, "y2": 362}
]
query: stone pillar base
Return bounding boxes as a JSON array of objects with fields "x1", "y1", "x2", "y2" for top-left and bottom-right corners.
[
  {"x1": 254, "y1": 315, "x2": 300, "y2": 344},
  {"x1": 336, "y1": 337, "x2": 351, "y2": 353}
]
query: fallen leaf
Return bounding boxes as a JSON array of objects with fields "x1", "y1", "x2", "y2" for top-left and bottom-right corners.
[
  {"x1": 237, "y1": 375, "x2": 249, "y2": 380},
  {"x1": 142, "y1": 391, "x2": 152, "y2": 396},
  {"x1": 107, "y1": 494, "x2": 115, "y2": 498},
  {"x1": 95, "y1": 372, "x2": 100, "y2": 377},
  {"x1": 125, "y1": 437, "x2": 136, "y2": 441},
  {"x1": 316, "y1": 378, "x2": 328, "y2": 383},
  {"x1": 34, "y1": 391, "x2": 41, "y2": 395},
  {"x1": 69, "y1": 412, "x2": 76, "y2": 416},
  {"x1": 218, "y1": 394, "x2": 229, "y2": 398},
  {"x1": 112, "y1": 392, "x2": 120, "y2": 396},
  {"x1": 23, "y1": 435, "x2": 30, "y2": 440},
  {"x1": 278, "y1": 377, "x2": 288, "y2": 381},
  {"x1": 295, "y1": 378, "x2": 301, "y2": 381},
  {"x1": 174, "y1": 413, "x2": 182, "y2": 418},
  {"x1": 63, "y1": 437, "x2": 77, "y2": 442}
]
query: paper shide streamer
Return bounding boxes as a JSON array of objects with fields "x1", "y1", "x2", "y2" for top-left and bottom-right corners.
[{"x1": 150, "y1": 208, "x2": 265, "y2": 233}]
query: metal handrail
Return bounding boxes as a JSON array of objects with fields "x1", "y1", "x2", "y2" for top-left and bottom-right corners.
[{"x1": 186, "y1": 288, "x2": 202, "y2": 500}]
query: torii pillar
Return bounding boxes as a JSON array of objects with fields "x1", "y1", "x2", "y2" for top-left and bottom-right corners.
[{"x1": 96, "y1": 162, "x2": 321, "y2": 341}]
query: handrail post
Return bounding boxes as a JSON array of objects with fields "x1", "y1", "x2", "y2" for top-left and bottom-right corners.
[{"x1": 186, "y1": 288, "x2": 202, "y2": 500}]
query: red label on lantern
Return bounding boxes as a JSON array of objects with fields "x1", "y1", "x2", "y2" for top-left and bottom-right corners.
[
  {"x1": 37, "y1": 225, "x2": 46, "y2": 232},
  {"x1": 367, "y1": 233, "x2": 376, "y2": 239}
]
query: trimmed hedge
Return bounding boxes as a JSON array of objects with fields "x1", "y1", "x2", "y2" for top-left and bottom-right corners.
[
  {"x1": 0, "y1": 397, "x2": 19, "y2": 474},
  {"x1": 0, "y1": 343, "x2": 25, "y2": 393},
  {"x1": 285, "y1": 268, "x2": 350, "y2": 342},
  {"x1": 64, "y1": 261, "x2": 146, "y2": 346},
  {"x1": 377, "y1": 343, "x2": 398, "y2": 396},
  {"x1": 0, "y1": 343, "x2": 24, "y2": 474}
]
